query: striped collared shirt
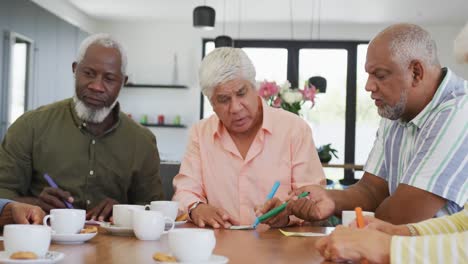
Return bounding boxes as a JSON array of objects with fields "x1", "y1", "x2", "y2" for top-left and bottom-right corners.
[{"x1": 365, "y1": 68, "x2": 467, "y2": 216}]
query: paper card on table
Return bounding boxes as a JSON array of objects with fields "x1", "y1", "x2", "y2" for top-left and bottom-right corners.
[
  {"x1": 279, "y1": 229, "x2": 328, "y2": 237},
  {"x1": 85, "y1": 220, "x2": 106, "y2": 226},
  {"x1": 229, "y1": 225, "x2": 254, "y2": 230}
]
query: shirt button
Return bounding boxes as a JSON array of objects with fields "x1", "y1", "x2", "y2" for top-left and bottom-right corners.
[
  {"x1": 86, "y1": 200, "x2": 91, "y2": 205},
  {"x1": 82, "y1": 123, "x2": 87, "y2": 127},
  {"x1": 92, "y1": 140, "x2": 95, "y2": 144},
  {"x1": 90, "y1": 170, "x2": 94, "y2": 175}
]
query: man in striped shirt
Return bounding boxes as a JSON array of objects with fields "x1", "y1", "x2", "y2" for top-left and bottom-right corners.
[{"x1": 258, "y1": 23, "x2": 467, "y2": 226}]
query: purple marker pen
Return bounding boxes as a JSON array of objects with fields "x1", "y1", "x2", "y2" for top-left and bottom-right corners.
[{"x1": 43, "y1": 173, "x2": 74, "y2": 209}]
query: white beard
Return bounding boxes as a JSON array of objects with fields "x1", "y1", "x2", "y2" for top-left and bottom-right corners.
[
  {"x1": 73, "y1": 95, "x2": 118, "y2": 123},
  {"x1": 378, "y1": 88, "x2": 408, "y2": 120}
]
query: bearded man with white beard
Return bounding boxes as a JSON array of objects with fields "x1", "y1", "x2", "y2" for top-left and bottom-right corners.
[
  {"x1": 0, "y1": 34, "x2": 164, "y2": 221},
  {"x1": 258, "y1": 23, "x2": 467, "y2": 227}
]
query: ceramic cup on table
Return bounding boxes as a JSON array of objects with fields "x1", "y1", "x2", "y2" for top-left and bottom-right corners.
[
  {"x1": 112, "y1": 204, "x2": 145, "y2": 228},
  {"x1": 168, "y1": 228, "x2": 216, "y2": 262},
  {"x1": 4, "y1": 224, "x2": 52, "y2": 258},
  {"x1": 145, "y1": 201, "x2": 179, "y2": 221},
  {"x1": 341, "y1": 210, "x2": 375, "y2": 226},
  {"x1": 43, "y1": 209, "x2": 86, "y2": 234},
  {"x1": 133, "y1": 210, "x2": 175, "y2": 240}
]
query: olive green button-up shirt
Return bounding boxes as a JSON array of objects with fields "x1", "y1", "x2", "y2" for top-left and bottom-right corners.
[{"x1": 0, "y1": 98, "x2": 164, "y2": 209}]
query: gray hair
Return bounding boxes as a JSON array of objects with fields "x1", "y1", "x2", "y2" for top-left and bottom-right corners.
[
  {"x1": 199, "y1": 47, "x2": 256, "y2": 99},
  {"x1": 76, "y1": 33, "x2": 127, "y2": 75},
  {"x1": 380, "y1": 23, "x2": 440, "y2": 68}
]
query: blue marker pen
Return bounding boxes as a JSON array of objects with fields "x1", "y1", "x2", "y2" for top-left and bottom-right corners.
[{"x1": 253, "y1": 180, "x2": 280, "y2": 228}]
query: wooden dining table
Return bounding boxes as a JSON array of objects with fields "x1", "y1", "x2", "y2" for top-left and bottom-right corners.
[{"x1": 1, "y1": 224, "x2": 333, "y2": 263}]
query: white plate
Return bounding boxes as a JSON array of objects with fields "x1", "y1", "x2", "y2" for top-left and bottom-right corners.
[
  {"x1": 164, "y1": 220, "x2": 187, "y2": 231},
  {"x1": 154, "y1": 254, "x2": 228, "y2": 264},
  {"x1": 51, "y1": 232, "x2": 97, "y2": 244},
  {"x1": 99, "y1": 222, "x2": 134, "y2": 236},
  {"x1": 175, "y1": 220, "x2": 187, "y2": 226},
  {"x1": 0, "y1": 251, "x2": 64, "y2": 264}
]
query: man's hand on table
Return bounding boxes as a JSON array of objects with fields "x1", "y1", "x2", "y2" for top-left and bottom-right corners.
[
  {"x1": 38, "y1": 186, "x2": 74, "y2": 212},
  {"x1": 286, "y1": 185, "x2": 335, "y2": 221},
  {"x1": 254, "y1": 198, "x2": 290, "y2": 228},
  {"x1": 86, "y1": 197, "x2": 119, "y2": 222},
  {"x1": 190, "y1": 204, "x2": 237, "y2": 229}
]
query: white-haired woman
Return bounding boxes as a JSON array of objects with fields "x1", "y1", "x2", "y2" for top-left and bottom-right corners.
[{"x1": 172, "y1": 47, "x2": 325, "y2": 228}]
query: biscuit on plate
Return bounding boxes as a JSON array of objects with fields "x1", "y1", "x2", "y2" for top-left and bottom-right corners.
[
  {"x1": 153, "y1": 252, "x2": 177, "y2": 262},
  {"x1": 80, "y1": 226, "x2": 98, "y2": 234},
  {"x1": 175, "y1": 213, "x2": 188, "y2": 222},
  {"x1": 10, "y1": 251, "x2": 38, "y2": 260}
]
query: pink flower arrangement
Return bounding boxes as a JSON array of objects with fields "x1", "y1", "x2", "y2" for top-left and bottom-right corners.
[{"x1": 258, "y1": 80, "x2": 317, "y2": 115}]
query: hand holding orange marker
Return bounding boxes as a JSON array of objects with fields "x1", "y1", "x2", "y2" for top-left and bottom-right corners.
[{"x1": 354, "y1": 207, "x2": 369, "y2": 264}]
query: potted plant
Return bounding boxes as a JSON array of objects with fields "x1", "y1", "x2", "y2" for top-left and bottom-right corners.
[{"x1": 317, "y1": 144, "x2": 338, "y2": 163}]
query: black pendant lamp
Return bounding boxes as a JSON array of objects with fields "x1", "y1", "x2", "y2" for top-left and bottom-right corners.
[
  {"x1": 308, "y1": 76, "x2": 327, "y2": 93},
  {"x1": 214, "y1": 0, "x2": 234, "y2": 47},
  {"x1": 214, "y1": 35, "x2": 233, "y2": 48},
  {"x1": 193, "y1": 6, "x2": 215, "y2": 30}
]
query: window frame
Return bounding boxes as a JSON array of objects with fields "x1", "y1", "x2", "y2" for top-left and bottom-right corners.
[
  {"x1": 200, "y1": 39, "x2": 369, "y2": 184},
  {"x1": 1, "y1": 31, "x2": 35, "y2": 139}
]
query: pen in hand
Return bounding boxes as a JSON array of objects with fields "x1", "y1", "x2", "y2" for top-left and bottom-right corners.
[
  {"x1": 253, "y1": 181, "x2": 281, "y2": 227},
  {"x1": 43, "y1": 173, "x2": 74, "y2": 209},
  {"x1": 254, "y1": 191, "x2": 310, "y2": 227},
  {"x1": 355, "y1": 207, "x2": 369, "y2": 264}
]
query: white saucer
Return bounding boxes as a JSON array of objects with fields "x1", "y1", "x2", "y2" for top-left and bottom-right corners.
[
  {"x1": 0, "y1": 251, "x2": 64, "y2": 264},
  {"x1": 51, "y1": 232, "x2": 97, "y2": 244},
  {"x1": 99, "y1": 222, "x2": 134, "y2": 236},
  {"x1": 154, "y1": 255, "x2": 228, "y2": 264},
  {"x1": 175, "y1": 220, "x2": 187, "y2": 226}
]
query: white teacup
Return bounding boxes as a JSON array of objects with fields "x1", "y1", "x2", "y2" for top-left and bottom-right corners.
[
  {"x1": 168, "y1": 229, "x2": 216, "y2": 262},
  {"x1": 4, "y1": 225, "x2": 52, "y2": 258},
  {"x1": 112, "y1": 204, "x2": 145, "y2": 228},
  {"x1": 133, "y1": 210, "x2": 175, "y2": 240},
  {"x1": 145, "y1": 201, "x2": 179, "y2": 221},
  {"x1": 342, "y1": 210, "x2": 375, "y2": 226},
  {"x1": 43, "y1": 209, "x2": 85, "y2": 234}
]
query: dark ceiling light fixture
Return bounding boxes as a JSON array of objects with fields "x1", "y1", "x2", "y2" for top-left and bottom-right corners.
[
  {"x1": 307, "y1": 0, "x2": 326, "y2": 93},
  {"x1": 308, "y1": 76, "x2": 327, "y2": 93},
  {"x1": 214, "y1": 0, "x2": 233, "y2": 48},
  {"x1": 193, "y1": 0, "x2": 215, "y2": 30},
  {"x1": 214, "y1": 35, "x2": 233, "y2": 47}
]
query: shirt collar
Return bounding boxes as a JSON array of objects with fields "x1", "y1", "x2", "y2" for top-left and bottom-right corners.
[
  {"x1": 406, "y1": 67, "x2": 451, "y2": 129},
  {"x1": 212, "y1": 97, "x2": 273, "y2": 139}
]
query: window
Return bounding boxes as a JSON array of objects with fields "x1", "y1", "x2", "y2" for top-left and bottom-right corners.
[
  {"x1": 355, "y1": 44, "x2": 380, "y2": 179},
  {"x1": 1, "y1": 32, "x2": 34, "y2": 139},
  {"x1": 10, "y1": 42, "x2": 28, "y2": 123},
  {"x1": 299, "y1": 49, "x2": 348, "y2": 180},
  {"x1": 200, "y1": 39, "x2": 368, "y2": 183}
]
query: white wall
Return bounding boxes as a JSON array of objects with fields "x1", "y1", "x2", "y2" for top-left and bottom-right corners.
[
  {"x1": 98, "y1": 20, "x2": 468, "y2": 161},
  {"x1": 31, "y1": 0, "x2": 99, "y2": 33}
]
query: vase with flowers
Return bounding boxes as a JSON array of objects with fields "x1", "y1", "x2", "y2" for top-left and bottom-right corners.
[{"x1": 258, "y1": 80, "x2": 317, "y2": 115}]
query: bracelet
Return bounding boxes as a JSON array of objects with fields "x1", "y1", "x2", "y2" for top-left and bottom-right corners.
[
  {"x1": 188, "y1": 201, "x2": 203, "y2": 219},
  {"x1": 406, "y1": 224, "x2": 418, "y2": 236}
]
